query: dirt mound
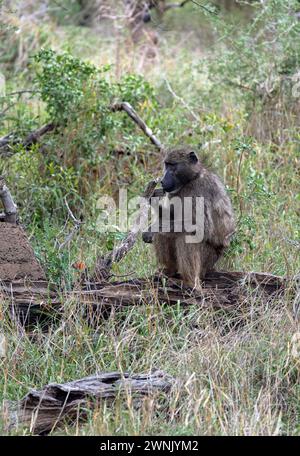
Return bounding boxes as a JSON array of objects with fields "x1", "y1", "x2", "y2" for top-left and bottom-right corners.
[{"x1": 0, "y1": 223, "x2": 45, "y2": 281}]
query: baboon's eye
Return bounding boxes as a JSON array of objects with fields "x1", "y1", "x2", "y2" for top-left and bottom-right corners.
[{"x1": 188, "y1": 151, "x2": 198, "y2": 163}]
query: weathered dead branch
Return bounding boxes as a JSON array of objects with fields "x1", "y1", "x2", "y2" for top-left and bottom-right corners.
[
  {"x1": 6, "y1": 370, "x2": 175, "y2": 435},
  {"x1": 81, "y1": 271, "x2": 287, "y2": 319},
  {"x1": 0, "y1": 122, "x2": 56, "y2": 157},
  {"x1": 0, "y1": 270, "x2": 290, "y2": 328},
  {"x1": 111, "y1": 102, "x2": 163, "y2": 149},
  {"x1": 93, "y1": 180, "x2": 158, "y2": 281},
  {"x1": 92, "y1": 102, "x2": 163, "y2": 280},
  {"x1": 0, "y1": 280, "x2": 59, "y2": 325},
  {"x1": 0, "y1": 177, "x2": 18, "y2": 223}
]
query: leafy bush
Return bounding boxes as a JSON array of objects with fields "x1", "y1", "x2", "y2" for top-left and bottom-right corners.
[
  {"x1": 34, "y1": 48, "x2": 99, "y2": 122},
  {"x1": 34, "y1": 48, "x2": 157, "y2": 124},
  {"x1": 33, "y1": 48, "x2": 158, "y2": 159},
  {"x1": 202, "y1": 0, "x2": 300, "y2": 142}
]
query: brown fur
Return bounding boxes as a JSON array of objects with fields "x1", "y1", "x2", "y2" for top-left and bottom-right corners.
[{"x1": 152, "y1": 147, "x2": 235, "y2": 288}]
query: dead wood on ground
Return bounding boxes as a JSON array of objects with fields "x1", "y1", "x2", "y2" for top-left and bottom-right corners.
[
  {"x1": 1, "y1": 271, "x2": 288, "y2": 325},
  {"x1": 6, "y1": 370, "x2": 175, "y2": 435},
  {"x1": 79, "y1": 271, "x2": 287, "y2": 321},
  {"x1": 0, "y1": 280, "x2": 59, "y2": 325}
]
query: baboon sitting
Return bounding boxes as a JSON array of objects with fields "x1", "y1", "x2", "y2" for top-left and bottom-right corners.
[{"x1": 143, "y1": 147, "x2": 235, "y2": 289}]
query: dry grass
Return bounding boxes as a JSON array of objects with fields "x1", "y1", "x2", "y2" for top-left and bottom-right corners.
[
  {"x1": 1, "y1": 282, "x2": 300, "y2": 435},
  {"x1": 0, "y1": 2, "x2": 300, "y2": 436}
]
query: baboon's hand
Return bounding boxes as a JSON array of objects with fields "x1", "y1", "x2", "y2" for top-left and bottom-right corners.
[{"x1": 151, "y1": 188, "x2": 165, "y2": 198}]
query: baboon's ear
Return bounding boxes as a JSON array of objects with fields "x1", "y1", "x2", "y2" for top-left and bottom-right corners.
[{"x1": 188, "y1": 151, "x2": 198, "y2": 163}]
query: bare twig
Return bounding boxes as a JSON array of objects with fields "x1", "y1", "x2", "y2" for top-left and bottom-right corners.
[
  {"x1": 0, "y1": 176, "x2": 18, "y2": 224},
  {"x1": 190, "y1": 0, "x2": 218, "y2": 15},
  {"x1": 58, "y1": 198, "x2": 83, "y2": 251},
  {"x1": 1, "y1": 91, "x2": 39, "y2": 117},
  {"x1": 111, "y1": 102, "x2": 163, "y2": 150},
  {"x1": 201, "y1": 139, "x2": 222, "y2": 149},
  {"x1": 64, "y1": 198, "x2": 81, "y2": 226},
  {"x1": 224, "y1": 79, "x2": 256, "y2": 93},
  {"x1": 163, "y1": 0, "x2": 192, "y2": 12},
  {"x1": 6, "y1": 90, "x2": 40, "y2": 97},
  {"x1": 164, "y1": 78, "x2": 200, "y2": 121},
  {"x1": 0, "y1": 103, "x2": 18, "y2": 118}
]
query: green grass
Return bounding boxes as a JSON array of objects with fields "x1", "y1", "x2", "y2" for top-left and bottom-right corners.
[{"x1": 0, "y1": 1, "x2": 300, "y2": 436}]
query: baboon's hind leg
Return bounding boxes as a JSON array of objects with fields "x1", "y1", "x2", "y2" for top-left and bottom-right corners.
[
  {"x1": 153, "y1": 234, "x2": 177, "y2": 276},
  {"x1": 175, "y1": 236, "x2": 202, "y2": 289},
  {"x1": 202, "y1": 242, "x2": 222, "y2": 273}
]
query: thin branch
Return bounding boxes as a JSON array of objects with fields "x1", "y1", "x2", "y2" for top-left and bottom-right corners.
[
  {"x1": 0, "y1": 90, "x2": 40, "y2": 117},
  {"x1": 1, "y1": 100, "x2": 160, "y2": 158},
  {"x1": 224, "y1": 79, "x2": 256, "y2": 93},
  {"x1": 163, "y1": 0, "x2": 192, "y2": 12},
  {"x1": 93, "y1": 180, "x2": 158, "y2": 282},
  {"x1": 190, "y1": 0, "x2": 218, "y2": 15},
  {"x1": 164, "y1": 78, "x2": 200, "y2": 121},
  {"x1": 6, "y1": 90, "x2": 40, "y2": 97},
  {"x1": 58, "y1": 198, "x2": 84, "y2": 251},
  {"x1": 64, "y1": 197, "x2": 81, "y2": 225},
  {"x1": 0, "y1": 103, "x2": 17, "y2": 118},
  {"x1": 111, "y1": 102, "x2": 163, "y2": 150}
]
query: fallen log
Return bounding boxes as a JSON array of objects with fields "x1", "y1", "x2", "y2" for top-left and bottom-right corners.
[
  {"x1": 0, "y1": 280, "x2": 60, "y2": 325},
  {"x1": 6, "y1": 370, "x2": 175, "y2": 435},
  {"x1": 1, "y1": 271, "x2": 288, "y2": 326},
  {"x1": 79, "y1": 271, "x2": 287, "y2": 322}
]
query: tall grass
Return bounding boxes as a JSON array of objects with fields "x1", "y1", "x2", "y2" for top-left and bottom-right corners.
[{"x1": 0, "y1": 0, "x2": 300, "y2": 436}]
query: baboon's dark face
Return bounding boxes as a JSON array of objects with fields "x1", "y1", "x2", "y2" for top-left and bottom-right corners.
[
  {"x1": 161, "y1": 149, "x2": 200, "y2": 193},
  {"x1": 143, "y1": 12, "x2": 151, "y2": 22}
]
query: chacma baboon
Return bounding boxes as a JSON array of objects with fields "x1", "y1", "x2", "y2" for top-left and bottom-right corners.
[{"x1": 143, "y1": 147, "x2": 235, "y2": 289}]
